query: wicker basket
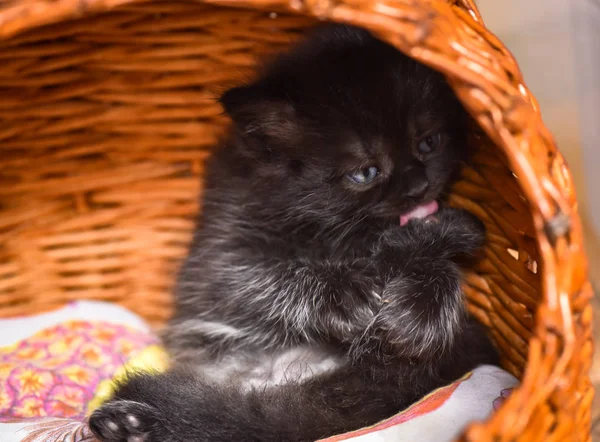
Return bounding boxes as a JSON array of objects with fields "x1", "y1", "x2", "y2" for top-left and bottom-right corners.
[{"x1": 0, "y1": 0, "x2": 593, "y2": 440}]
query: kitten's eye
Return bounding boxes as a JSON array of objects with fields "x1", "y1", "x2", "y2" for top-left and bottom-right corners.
[
  {"x1": 417, "y1": 133, "x2": 443, "y2": 156},
  {"x1": 346, "y1": 166, "x2": 379, "y2": 185}
]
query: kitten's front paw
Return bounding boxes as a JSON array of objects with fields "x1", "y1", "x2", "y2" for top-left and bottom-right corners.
[
  {"x1": 89, "y1": 400, "x2": 160, "y2": 442},
  {"x1": 374, "y1": 264, "x2": 465, "y2": 358},
  {"x1": 433, "y1": 207, "x2": 486, "y2": 253},
  {"x1": 381, "y1": 207, "x2": 485, "y2": 259}
]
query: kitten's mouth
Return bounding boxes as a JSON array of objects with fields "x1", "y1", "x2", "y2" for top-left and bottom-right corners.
[{"x1": 399, "y1": 200, "x2": 439, "y2": 226}]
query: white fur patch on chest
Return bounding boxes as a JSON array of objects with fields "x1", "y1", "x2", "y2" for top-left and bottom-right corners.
[{"x1": 199, "y1": 345, "x2": 344, "y2": 390}]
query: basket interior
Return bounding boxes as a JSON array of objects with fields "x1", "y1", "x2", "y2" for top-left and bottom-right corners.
[{"x1": 0, "y1": 1, "x2": 540, "y2": 380}]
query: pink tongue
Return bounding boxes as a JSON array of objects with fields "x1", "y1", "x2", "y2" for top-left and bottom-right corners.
[{"x1": 400, "y1": 200, "x2": 439, "y2": 226}]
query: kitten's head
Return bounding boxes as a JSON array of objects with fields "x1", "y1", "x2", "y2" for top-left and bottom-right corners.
[{"x1": 220, "y1": 25, "x2": 468, "y2": 225}]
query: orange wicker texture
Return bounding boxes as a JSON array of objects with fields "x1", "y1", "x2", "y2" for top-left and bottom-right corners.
[{"x1": 0, "y1": 0, "x2": 593, "y2": 441}]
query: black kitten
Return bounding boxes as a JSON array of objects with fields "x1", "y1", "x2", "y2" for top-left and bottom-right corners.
[{"x1": 90, "y1": 25, "x2": 497, "y2": 442}]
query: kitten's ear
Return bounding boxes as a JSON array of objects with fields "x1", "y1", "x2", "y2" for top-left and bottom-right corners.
[
  {"x1": 219, "y1": 85, "x2": 262, "y2": 120},
  {"x1": 219, "y1": 85, "x2": 298, "y2": 142}
]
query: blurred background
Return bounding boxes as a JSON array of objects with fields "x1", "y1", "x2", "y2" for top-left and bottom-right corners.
[{"x1": 477, "y1": 0, "x2": 600, "y2": 435}]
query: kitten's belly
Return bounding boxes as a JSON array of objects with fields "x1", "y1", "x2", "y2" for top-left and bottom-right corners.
[{"x1": 197, "y1": 345, "x2": 344, "y2": 390}]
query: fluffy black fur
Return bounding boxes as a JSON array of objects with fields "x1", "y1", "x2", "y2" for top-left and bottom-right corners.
[{"x1": 89, "y1": 24, "x2": 498, "y2": 442}]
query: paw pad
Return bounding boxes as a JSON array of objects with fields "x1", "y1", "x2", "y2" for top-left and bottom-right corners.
[{"x1": 88, "y1": 401, "x2": 156, "y2": 442}]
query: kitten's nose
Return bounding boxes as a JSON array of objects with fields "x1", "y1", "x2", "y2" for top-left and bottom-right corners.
[
  {"x1": 403, "y1": 165, "x2": 429, "y2": 198},
  {"x1": 406, "y1": 178, "x2": 429, "y2": 198}
]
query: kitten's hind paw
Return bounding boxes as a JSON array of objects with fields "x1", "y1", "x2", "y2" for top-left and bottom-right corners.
[{"x1": 88, "y1": 400, "x2": 160, "y2": 442}]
